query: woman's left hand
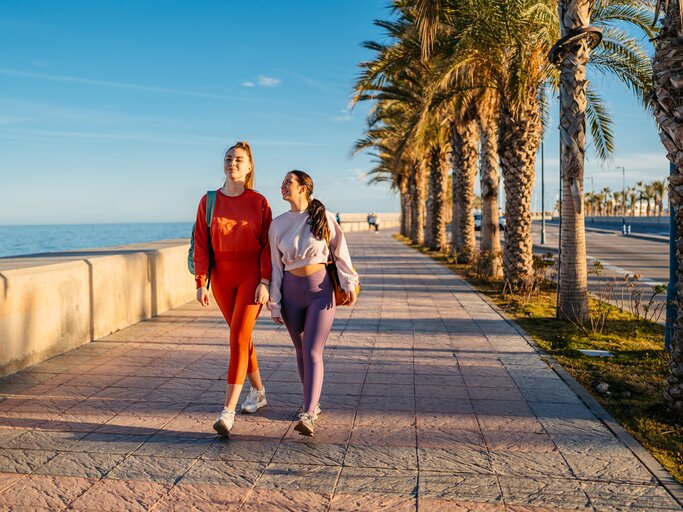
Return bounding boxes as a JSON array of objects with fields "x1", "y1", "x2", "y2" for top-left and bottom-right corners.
[
  {"x1": 255, "y1": 283, "x2": 269, "y2": 305},
  {"x1": 344, "y1": 288, "x2": 357, "y2": 307}
]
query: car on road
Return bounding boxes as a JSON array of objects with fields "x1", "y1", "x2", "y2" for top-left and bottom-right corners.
[{"x1": 474, "y1": 212, "x2": 506, "y2": 231}]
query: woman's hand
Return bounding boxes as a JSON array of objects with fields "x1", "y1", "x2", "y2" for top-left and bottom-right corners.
[
  {"x1": 196, "y1": 287, "x2": 210, "y2": 307},
  {"x1": 272, "y1": 315, "x2": 284, "y2": 325},
  {"x1": 343, "y1": 288, "x2": 357, "y2": 307},
  {"x1": 255, "y1": 283, "x2": 269, "y2": 305}
]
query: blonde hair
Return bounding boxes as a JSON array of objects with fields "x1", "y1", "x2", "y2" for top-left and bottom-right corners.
[{"x1": 226, "y1": 141, "x2": 255, "y2": 189}]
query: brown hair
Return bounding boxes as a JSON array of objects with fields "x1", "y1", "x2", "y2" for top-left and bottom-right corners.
[
  {"x1": 226, "y1": 141, "x2": 255, "y2": 189},
  {"x1": 289, "y1": 170, "x2": 329, "y2": 241}
]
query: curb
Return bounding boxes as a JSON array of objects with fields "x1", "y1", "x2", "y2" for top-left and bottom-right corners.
[{"x1": 445, "y1": 269, "x2": 683, "y2": 508}]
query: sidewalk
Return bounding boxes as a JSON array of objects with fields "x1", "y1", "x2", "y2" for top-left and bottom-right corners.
[{"x1": 0, "y1": 231, "x2": 680, "y2": 511}]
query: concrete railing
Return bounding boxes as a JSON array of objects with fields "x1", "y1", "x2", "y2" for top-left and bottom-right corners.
[
  {"x1": 337, "y1": 212, "x2": 401, "y2": 232},
  {"x1": 0, "y1": 240, "x2": 195, "y2": 377}
]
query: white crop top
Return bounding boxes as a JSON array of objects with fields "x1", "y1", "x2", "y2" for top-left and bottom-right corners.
[{"x1": 267, "y1": 210, "x2": 359, "y2": 316}]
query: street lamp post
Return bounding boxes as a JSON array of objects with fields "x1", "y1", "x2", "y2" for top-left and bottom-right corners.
[
  {"x1": 616, "y1": 166, "x2": 626, "y2": 223},
  {"x1": 541, "y1": 140, "x2": 546, "y2": 244}
]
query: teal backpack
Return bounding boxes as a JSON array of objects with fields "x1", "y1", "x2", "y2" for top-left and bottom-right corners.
[{"x1": 188, "y1": 190, "x2": 217, "y2": 287}]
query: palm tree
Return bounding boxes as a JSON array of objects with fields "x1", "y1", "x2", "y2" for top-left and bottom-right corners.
[
  {"x1": 478, "y1": 94, "x2": 503, "y2": 278},
  {"x1": 451, "y1": 111, "x2": 480, "y2": 263},
  {"x1": 413, "y1": 0, "x2": 558, "y2": 288},
  {"x1": 651, "y1": 178, "x2": 667, "y2": 216},
  {"x1": 652, "y1": 0, "x2": 683, "y2": 412},
  {"x1": 554, "y1": 0, "x2": 654, "y2": 321}
]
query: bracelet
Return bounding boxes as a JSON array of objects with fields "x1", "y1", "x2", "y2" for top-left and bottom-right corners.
[{"x1": 259, "y1": 280, "x2": 270, "y2": 286}]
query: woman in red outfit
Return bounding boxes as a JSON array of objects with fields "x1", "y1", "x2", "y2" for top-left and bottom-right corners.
[{"x1": 193, "y1": 141, "x2": 272, "y2": 437}]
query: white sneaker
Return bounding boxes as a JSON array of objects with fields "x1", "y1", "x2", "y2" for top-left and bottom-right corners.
[
  {"x1": 313, "y1": 403, "x2": 321, "y2": 420},
  {"x1": 240, "y1": 386, "x2": 267, "y2": 414},
  {"x1": 213, "y1": 407, "x2": 235, "y2": 438},
  {"x1": 294, "y1": 412, "x2": 315, "y2": 437}
]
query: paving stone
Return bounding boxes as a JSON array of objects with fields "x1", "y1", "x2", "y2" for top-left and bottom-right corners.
[
  {"x1": 489, "y1": 450, "x2": 573, "y2": 478},
  {"x1": 498, "y1": 476, "x2": 592, "y2": 510},
  {"x1": 349, "y1": 423, "x2": 416, "y2": 447},
  {"x1": 180, "y1": 459, "x2": 265, "y2": 487},
  {"x1": 0, "y1": 449, "x2": 55, "y2": 473},
  {"x1": 69, "y1": 478, "x2": 171, "y2": 511},
  {"x1": 134, "y1": 433, "x2": 212, "y2": 458},
  {"x1": 202, "y1": 438, "x2": 280, "y2": 462},
  {"x1": 540, "y1": 418, "x2": 612, "y2": 437},
  {"x1": 418, "y1": 471, "x2": 501, "y2": 503},
  {"x1": 562, "y1": 450, "x2": 657, "y2": 485},
  {"x1": 480, "y1": 430, "x2": 557, "y2": 452},
  {"x1": 153, "y1": 482, "x2": 249, "y2": 511},
  {"x1": 105, "y1": 454, "x2": 194, "y2": 483},
  {"x1": 345, "y1": 445, "x2": 417, "y2": 470},
  {"x1": 70, "y1": 433, "x2": 149, "y2": 455},
  {"x1": 5, "y1": 429, "x2": 86, "y2": 451},
  {"x1": 330, "y1": 493, "x2": 416, "y2": 511},
  {"x1": 417, "y1": 447, "x2": 493, "y2": 474},
  {"x1": 0, "y1": 429, "x2": 29, "y2": 448},
  {"x1": 241, "y1": 488, "x2": 331, "y2": 512},
  {"x1": 335, "y1": 467, "x2": 417, "y2": 496},
  {"x1": 272, "y1": 440, "x2": 347, "y2": 466},
  {"x1": 35, "y1": 452, "x2": 125, "y2": 478},
  {"x1": 0, "y1": 474, "x2": 93, "y2": 509},
  {"x1": 580, "y1": 480, "x2": 682, "y2": 511},
  {"x1": 417, "y1": 498, "x2": 506, "y2": 511},
  {"x1": 258, "y1": 463, "x2": 340, "y2": 492},
  {"x1": 416, "y1": 414, "x2": 485, "y2": 447},
  {"x1": 0, "y1": 471, "x2": 25, "y2": 492}
]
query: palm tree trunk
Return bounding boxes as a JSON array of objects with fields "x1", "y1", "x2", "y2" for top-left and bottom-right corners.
[
  {"x1": 557, "y1": 0, "x2": 591, "y2": 322},
  {"x1": 401, "y1": 183, "x2": 411, "y2": 238},
  {"x1": 430, "y1": 146, "x2": 450, "y2": 251},
  {"x1": 452, "y1": 119, "x2": 479, "y2": 263},
  {"x1": 451, "y1": 131, "x2": 462, "y2": 255},
  {"x1": 410, "y1": 159, "x2": 427, "y2": 245},
  {"x1": 425, "y1": 159, "x2": 435, "y2": 248},
  {"x1": 499, "y1": 98, "x2": 541, "y2": 288},
  {"x1": 479, "y1": 114, "x2": 503, "y2": 279},
  {"x1": 653, "y1": 0, "x2": 683, "y2": 413}
]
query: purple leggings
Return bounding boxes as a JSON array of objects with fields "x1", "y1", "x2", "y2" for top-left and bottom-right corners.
[{"x1": 281, "y1": 268, "x2": 336, "y2": 413}]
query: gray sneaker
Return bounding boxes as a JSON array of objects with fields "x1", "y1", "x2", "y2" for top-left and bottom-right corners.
[
  {"x1": 241, "y1": 386, "x2": 267, "y2": 414},
  {"x1": 213, "y1": 407, "x2": 235, "y2": 438},
  {"x1": 294, "y1": 412, "x2": 315, "y2": 437}
]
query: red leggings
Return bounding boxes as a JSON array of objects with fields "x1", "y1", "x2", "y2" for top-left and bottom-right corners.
[{"x1": 211, "y1": 259, "x2": 261, "y2": 385}]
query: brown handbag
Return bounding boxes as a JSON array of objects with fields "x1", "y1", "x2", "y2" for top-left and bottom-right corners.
[{"x1": 326, "y1": 242, "x2": 360, "y2": 306}]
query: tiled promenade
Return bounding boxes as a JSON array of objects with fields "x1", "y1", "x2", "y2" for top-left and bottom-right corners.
[{"x1": 0, "y1": 232, "x2": 681, "y2": 511}]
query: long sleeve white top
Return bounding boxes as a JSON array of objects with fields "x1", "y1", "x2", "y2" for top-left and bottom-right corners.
[{"x1": 267, "y1": 210, "x2": 359, "y2": 317}]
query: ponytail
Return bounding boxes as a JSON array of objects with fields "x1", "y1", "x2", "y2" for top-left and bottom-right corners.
[
  {"x1": 307, "y1": 198, "x2": 329, "y2": 241},
  {"x1": 288, "y1": 170, "x2": 328, "y2": 240}
]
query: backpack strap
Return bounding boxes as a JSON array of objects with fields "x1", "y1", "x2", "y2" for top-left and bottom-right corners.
[{"x1": 206, "y1": 190, "x2": 217, "y2": 227}]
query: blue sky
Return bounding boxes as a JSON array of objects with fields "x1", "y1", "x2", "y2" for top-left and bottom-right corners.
[{"x1": 0, "y1": 1, "x2": 670, "y2": 224}]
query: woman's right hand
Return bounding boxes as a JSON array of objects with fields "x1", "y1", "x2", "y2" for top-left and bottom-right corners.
[
  {"x1": 272, "y1": 315, "x2": 284, "y2": 325},
  {"x1": 196, "y1": 287, "x2": 210, "y2": 307}
]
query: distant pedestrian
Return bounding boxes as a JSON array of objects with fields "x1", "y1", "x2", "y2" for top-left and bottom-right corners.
[
  {"x1": 193, "y1": 141, "x2": 272, "y2": 438},
  {"x1": 268, "y1": 170, "x2": 359, "y2": 436},
  {"x1": 368, "y1": 212, "x2": 379, "y2": 232},
  {"x1": 336, "y1": 212, "x2": 342, "y2": 225}
]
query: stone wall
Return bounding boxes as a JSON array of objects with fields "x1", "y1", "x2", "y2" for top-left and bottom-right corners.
[{"x1": 0, "y1": 240, "x2": 195, "y2": 377}]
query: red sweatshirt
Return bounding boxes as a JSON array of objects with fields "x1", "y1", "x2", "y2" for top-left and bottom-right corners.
[{"x1": 193, "y1": 188, "x2": 273, "y2": 288}]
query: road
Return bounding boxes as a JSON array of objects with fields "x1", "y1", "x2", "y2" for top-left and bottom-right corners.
[{"x1": 531, "y1": 222, "x2": 669, "y2": 323}]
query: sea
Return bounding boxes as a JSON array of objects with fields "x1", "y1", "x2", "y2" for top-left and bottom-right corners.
[{"x1": 0, "y1": 223, "x2": 193, "y2": 258}]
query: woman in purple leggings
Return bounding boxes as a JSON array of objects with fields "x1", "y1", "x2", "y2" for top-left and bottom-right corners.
[{"x1": 268, "y1": 170, "x2": 359, "y2": 436}]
